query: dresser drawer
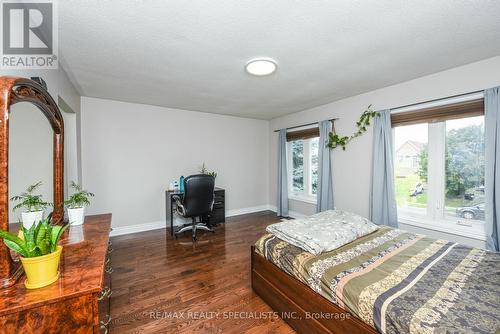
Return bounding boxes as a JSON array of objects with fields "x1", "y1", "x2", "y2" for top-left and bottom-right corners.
[
  {"x1": 213, "y1": 201, "x2": 225, "y2": 209},
  {"x1": 1, "y1": 294, "x2": 95, "y2": 333}
]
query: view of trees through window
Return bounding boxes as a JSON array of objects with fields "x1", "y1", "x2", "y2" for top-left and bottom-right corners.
[
  {"x1": 395, "y1": 123, "x2": 428, "y2": 214},
  {"x1": 311, "y1": 138, "x2": 319, "y2": 194},
  {"x1": 291, "y1": 140, "x2": 304, "y2": 192},
  {"x1": 395, "y1": 115, "x2": 485, "y2": 223},
  {"x1": 289, "y1": 137, "x2": 319, "y2": 199}
]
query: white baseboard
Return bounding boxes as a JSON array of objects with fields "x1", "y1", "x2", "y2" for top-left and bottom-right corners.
[
  {"x1": 266, "y1": 205, "x2": 306, "y2": 219},
  {"x1": 110, "y1": 221, "x2": 165, "y2": 237},
  {"x1": 226, "y1": 205, "x2": 272, "y2": 217},
  {"x1": 289, "y1": 210, "x2": 307, "y2": 218},
  {"x1": 110, "y1": 204, "x2": 275, "y2": 237}
]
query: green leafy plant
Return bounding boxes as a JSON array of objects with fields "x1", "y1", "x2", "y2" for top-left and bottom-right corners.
[
  {"x1": 200, "y1": 163, "x2": 208, "y2": 174},
  {"x1": 327, "y1": 105, "x2": 380, "y2": 150},
  {"x1": 0, "y1": 218, "x2": 68, "y2": 258},
  {"x1": 64, "y1": 181, "x2": 94, "y2": 209},
  {"x1": 199, "y1": 163, "x2": 217, "y2": 179},
  {"x1": 10, "y1": 181, "x2": 51, "y2": 212}
]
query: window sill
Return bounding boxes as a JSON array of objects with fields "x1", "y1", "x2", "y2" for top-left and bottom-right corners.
[
  {"x1": 289, "y1": 194, "x2": 317, "y2": 205},
  {"x1": 398, "y1": 216, "x2": 487, "y2": 241}
]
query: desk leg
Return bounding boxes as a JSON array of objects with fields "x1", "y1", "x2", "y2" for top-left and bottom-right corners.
[
  {"x1": 170, "y1": 198, "x2": 174, "y2": 236},
  {"x1": 165, "y1": 192, "x2": 169, "y2": 236}
]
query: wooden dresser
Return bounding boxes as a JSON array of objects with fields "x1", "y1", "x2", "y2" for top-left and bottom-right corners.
[{"x1": 0, "y1": 214, "x2": 113, "y2": 334}]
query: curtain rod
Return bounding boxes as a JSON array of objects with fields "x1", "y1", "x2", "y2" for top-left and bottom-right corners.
[
  {"x1": 390, "y1": 89, "x2": 484, "y2": 113},
  {"x1": 273, "y1": 118, "x2": 339, "y2": 133},
  {"x1": 273, "y1": 89, "x2": 484, "y2": 133}
]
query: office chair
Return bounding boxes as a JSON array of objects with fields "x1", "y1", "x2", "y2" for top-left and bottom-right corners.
[{"x1": 173, "y1": 174, "x2": 215, "y2": 241}]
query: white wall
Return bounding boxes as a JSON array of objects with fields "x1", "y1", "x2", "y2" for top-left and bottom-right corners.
[
  {"x1": 269, "y1": 56, "x2": 500, "y2": 248},
  {"x1": 61, "y1": 109, "x2": 79, "y2": 196},
  {"x1": 8, "y1": 103, "x2": 53, "y2": 223},
  {"x1": 80, "y1": 97, "x2": 269, "y2": 229},
  {"x1": 58, "y1": 65, "x2": 83, "y2": 185}
]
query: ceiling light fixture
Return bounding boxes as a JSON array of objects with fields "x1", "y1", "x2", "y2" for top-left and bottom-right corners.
[{"x1": 245, "y1": 58, "x2": 277, "y2": 76}]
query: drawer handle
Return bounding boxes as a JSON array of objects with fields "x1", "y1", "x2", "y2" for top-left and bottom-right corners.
[
  {"x1": 101, "y1": 314, "x2": 112, "y2": 326},
  {"x1": 98, "y1": 286, "x2": 111, "y2": 300},
  {"x1": 100, "y1": 314, "x2": 112, "y2": 333},
  {"x1": 105, "y1": 265, "x2": 114, "y2": 274}
]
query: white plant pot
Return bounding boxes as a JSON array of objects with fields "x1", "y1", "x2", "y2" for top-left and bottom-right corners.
[
  {"x1": 21, "y1": 211, "x2": 44, "y2": 229},
  {"x1": 68, "y1": 207, "x2": 85, "y2": 225}
]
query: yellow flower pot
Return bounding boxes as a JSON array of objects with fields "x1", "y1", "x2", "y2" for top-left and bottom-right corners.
[{"x1": 20, "y1": 246, "x2": 62, "y2": 289}]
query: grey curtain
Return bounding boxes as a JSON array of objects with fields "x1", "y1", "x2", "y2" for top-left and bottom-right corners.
[
  {"x1": 277, "y1": 129, "x2": 289, "y2": 217},
  {"x1": 370, "y1": 110, "x2": 398, "y2": 227},
  {"x1": 485, "y1": 86, "x2": 500, "y2": 251},
  {"x1": 316, "y1": 120, "x2": 334, "y2": 212}
]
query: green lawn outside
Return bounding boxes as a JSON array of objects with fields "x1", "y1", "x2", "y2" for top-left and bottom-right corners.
[
  {"x1": 395, "y1": 173, "x2": 477, "y2": 210},
  {"x1": 395, "y1": 174, "x2": 427, "y2": 208}
]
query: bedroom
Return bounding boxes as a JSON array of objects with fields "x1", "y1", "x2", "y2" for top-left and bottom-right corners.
[{"x1": 0, "y1": 1, "x2": 499, "y2": 333}]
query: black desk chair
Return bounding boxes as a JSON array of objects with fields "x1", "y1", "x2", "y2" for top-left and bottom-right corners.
[{"x1": 173, "y1": 174, "x2": 215, "y2": 241}]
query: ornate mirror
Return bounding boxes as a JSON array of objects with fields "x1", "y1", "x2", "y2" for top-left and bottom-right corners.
[{"x1": 0, "y1": 76, "x2": 64, "y2": 288}]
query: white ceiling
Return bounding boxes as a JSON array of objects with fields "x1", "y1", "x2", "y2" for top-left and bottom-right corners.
[{"x1": 59, "y1": 1, "x2": 500, "y2": 120}]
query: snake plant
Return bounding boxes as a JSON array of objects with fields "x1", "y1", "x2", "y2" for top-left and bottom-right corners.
[{"x1": 0, "y1": 218, "x2": 68, "y2": 258}]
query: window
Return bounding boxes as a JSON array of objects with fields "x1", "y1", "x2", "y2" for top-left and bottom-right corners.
[
  {"x1": 393, "y1": 98, "x2": 485, "y2": 236},
  {"x1": 291, "y1": 140, "x2": 304, "y2": 192},
  {"x1": 287, "y1": 132, "x2": 319, "y2": 203}
]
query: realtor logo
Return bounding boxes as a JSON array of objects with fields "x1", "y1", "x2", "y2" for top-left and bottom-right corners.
[{"x1": 1, "y1": 0, "x2": 58, "y2": 69}]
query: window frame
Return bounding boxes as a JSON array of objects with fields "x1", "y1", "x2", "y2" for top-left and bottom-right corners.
[{"x1": 391, "y1": 98, "x2": 486, "y2": 241}]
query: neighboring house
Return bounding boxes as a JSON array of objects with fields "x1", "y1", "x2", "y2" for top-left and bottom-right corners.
[{"x1": 396, "y1": 140, "x2": 425, "y2": 177}]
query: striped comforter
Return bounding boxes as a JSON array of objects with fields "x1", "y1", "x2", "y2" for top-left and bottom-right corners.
[{"x1": 255, "y1": 226, "x2": 500, "y2": 334}]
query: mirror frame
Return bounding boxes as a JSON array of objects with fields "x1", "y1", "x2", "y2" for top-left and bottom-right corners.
[{"x1": 0, "y1": 76, "x2": 64, "y2": 288}]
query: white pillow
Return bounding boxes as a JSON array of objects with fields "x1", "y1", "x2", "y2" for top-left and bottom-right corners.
[{"x1": 266, "y1": 210, "x2": 379, "y2": 255}]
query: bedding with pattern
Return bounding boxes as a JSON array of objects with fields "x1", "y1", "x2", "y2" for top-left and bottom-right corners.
[{"x1": 255, "y1": 226, "x2": 500, "y2": 334}]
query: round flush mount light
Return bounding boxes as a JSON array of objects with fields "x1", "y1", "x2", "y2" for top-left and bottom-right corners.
[{"x1": 245, "y1": 58, "x2": 277, "y2": 76}]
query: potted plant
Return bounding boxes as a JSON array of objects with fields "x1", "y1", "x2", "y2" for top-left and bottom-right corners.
[
  {"x1": 0, "y1": 218, "x2": 68, "y2": 289},
  {"x1": 64, "y1": 182, "x2": 94, "y2": 225},
  {"x1": 199, "y1": 162, "x2": 217, "y2": 179},
  {"x1": 10, "y1": 181, "x2": 51, "y2": 228}
]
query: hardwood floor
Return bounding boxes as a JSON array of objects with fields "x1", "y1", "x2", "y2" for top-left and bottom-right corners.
[{"x1": 109, "y1": 211, "x2": 295, "y2": 334}]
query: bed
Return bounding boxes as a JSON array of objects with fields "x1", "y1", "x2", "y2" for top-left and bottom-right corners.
[{"x1": 251, "y1": 214, "x2": 500, "y2": 334}]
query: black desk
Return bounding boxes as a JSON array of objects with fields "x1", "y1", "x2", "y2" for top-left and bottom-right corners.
[{"x1": 165, "y1": 187, "x2": 225, "y2": 236}]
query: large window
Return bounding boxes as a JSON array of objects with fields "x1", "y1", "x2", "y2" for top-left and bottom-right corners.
[
  {"x1": 393, "y1": 98, "x2": 485, "y2": 235},
  {"x1": 287, "y1": 136, "x2": 319, "y2": 202}
]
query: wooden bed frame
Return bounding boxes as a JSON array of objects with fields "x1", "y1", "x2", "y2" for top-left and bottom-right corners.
[{"x1": 251, "y1": 246, "x2": 378, "y2": 334}]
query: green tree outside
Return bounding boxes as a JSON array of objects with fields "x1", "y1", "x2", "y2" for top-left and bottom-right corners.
[{"x1": 416, "y1": 124, "x2": 484, "y2": 207}]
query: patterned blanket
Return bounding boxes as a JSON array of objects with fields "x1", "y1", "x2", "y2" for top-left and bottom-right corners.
[{"x1": 255, "y1": 226, "x2": 500, "y2": 334}]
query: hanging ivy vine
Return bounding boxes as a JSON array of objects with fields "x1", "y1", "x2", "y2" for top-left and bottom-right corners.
[{"x1": 327, "y1": 105, "x2": 379, "y2": 150}]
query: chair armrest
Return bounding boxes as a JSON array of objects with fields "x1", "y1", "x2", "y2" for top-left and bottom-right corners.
[
  {"x1": 172, "y1": 194, "x2": 186, "y2": 216},
  {"x1": 172, "y1": 194, "x2": 183, "y2": 203}
]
